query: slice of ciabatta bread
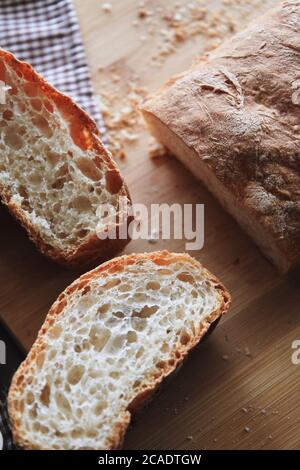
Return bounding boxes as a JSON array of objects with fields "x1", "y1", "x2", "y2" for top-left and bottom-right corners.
[
  {"x1": 8, "y1": 251, "x2": 231, "y2": 450},
  {"x1": 0, "y1": 48, "x2": 131, "y2": 267}
]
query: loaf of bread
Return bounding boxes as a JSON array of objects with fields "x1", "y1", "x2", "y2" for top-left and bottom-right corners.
[
  {"x1": 0, "y1": 49, "x2": 131, "y2": 267},
  {"x1": 142, "y1": 1, "x2": 300, "y2": 272},
  {"x1": 8, "y1": 251, "x2": 230, "y2": 450}
]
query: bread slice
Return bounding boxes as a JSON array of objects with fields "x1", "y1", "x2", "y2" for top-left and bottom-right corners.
[
  {"x1": 8, "y1": 251, "x2": 230, "y2": 450},
  {"x1": 0, "y1": 48, "x2": 131, "y2": 267},
  {"x1": 141, "y1": 2, "x2": 300, "y2": 272}
]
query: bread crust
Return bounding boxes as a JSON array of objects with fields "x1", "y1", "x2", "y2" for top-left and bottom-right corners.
[
  {"x1": 8, "y1": 251, "x2": 231, "y2": 450},
  {"x1": 142, "y1": 1, "x2": 300, "y2": 272},
  {"x1": 0, "y1": 48, "x2": 131, "y2": 268}
]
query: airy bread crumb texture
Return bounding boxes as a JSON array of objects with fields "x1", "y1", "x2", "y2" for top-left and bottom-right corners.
[
  {"x1": 9, "y1": 252, "x2": 227, "y2": 450},
  {"x1": 0, "y1": 57, "x2": 123, "y2": 254}
]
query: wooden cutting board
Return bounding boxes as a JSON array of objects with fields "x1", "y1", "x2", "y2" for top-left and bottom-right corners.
[{"x1": 1, "y1": 0, "x2": 299, "y2": 450}]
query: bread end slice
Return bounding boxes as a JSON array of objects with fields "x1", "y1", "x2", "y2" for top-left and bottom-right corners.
[
  {"x1": 0, "y1": 48, "x2": 131, "y2": 268},
  {"x1": 8, "y1": 251, "x2": 230, "y2": 450}
]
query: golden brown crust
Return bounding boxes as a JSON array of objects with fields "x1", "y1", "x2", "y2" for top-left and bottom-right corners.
[
  {"x1": 8, "y1": 251, "x2": 231, "y2": 450},
  {"x1": 142, "y1": 1, "x2": 300, "y2": 271},
  {"x1": 0, "y1": 48, "x2": 131, "y2": 268}
]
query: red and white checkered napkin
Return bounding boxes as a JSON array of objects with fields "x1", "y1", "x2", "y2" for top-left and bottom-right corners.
[{"x1": 0, "y1": 0, "x2": 105, "y2": 135}]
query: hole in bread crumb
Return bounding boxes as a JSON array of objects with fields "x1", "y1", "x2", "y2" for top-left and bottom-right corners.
[
  {"x1": 133, "y1": 293, "x2": 148, "y2": 302},
  {"x1": 40, "y1": 384, "x2": 50, "y2": 407},
  {"x1": 24, "y1": 82, "x2": 38, "y2": 97},
  {"x1": 71, "y1": 429, "x2": 84, "y2": 439},
  {"x1": 51, "y1": 178, "x2": 65, "y2": 190},
  {"x1": 29, "y1": 406, "x2": 37, "y2": 419},
  {"x1": 133, "y1": 380, "x2": 141, "y2": 389},
  {"x1": 133, "y1": 305, "x2": 159, "y2": 319},
  {"x1": 3, "y1": 110, "x2": 13, "y2": 120},
  {"x1": 156, "y1": 361, "x2": 165, "y2": 369},
  {"x1": 55, "y1": 391, "x2": 71, "y2": 415},
  {"x1": 110, "y1": 335, "x2": 125, "y2": 352},
  {"x1": 32, "y1": 115, "x2": 53, "y2": 138},
  {"x1": 40, "y1": 425, "x2": 49, "y2": 434},
  {"x1": 33, "y1": 422, "x2": 41, "y2": 432},
  {"x1": 16, "y1": 375, "x2": 24, "y2": 386},
  {"x1": 4, "y1": 127, "x2": 23, "y2": 149},
  {"x1": 56, "y1": 232, "x2": 68, "y2": 239},
  {"x1": 177, "y1": 272, "x2": 195, "y2": 284},
  {"x1": 109, "y1": 371, "x2": 120, "y2": 379},
  {"x1": 76, "y1": 157, "x2": 101, "y2": 181},
  {"x1": 67, "y1": 365, "x2": 85, "y2": 385},
  {"x1": 127, "y1": 330, "x2": 137, "y2": 343},
  {"x1": 89, "y1": 326, "x2": 111, "y2": 352},
  {"x1": 158, "y1": 269, "x2": 173, "y2": 275},
  {"x1": 160, "y1": 342, "x2": 169, "y2": 354},
  {"x1": 136, "y1": 346, "x2": 145, "y2": 359},
  {"x1": 180, "y1": 330, "x2": 191, "y2": 346},
  {"x1": 28, "y1": 172, "x2": 42, "y2": 185},
  {"x1": 36, "y1": 352, "x2": 45, "y2": 369},
  {"x1": 26, "y1": 392, "x2": 34, "y2": 405},
  {"x1": 49, "y1": 325, "x2": 62, "y2": 339},
  {"x1": 113, "y1": 311, "x2": 126, "y2": 319},
  {"x1": 31, "y1": 98, "x2": 42, "y2": 112},
  {"x1": 53, "y1": 203, "x2": 61, "y2": 213},
  {"x1": 97, "y1": 303, "x2": 110, "y2": 315},
  {"x1": 46, "y1": 150, "x2": 60, "y2": 166},
  {"x1": 131, "y1": 318, "x2": 146, "y2": 332},
  {"x1": 108, "y1": 382, "x2": 116, "y2": 392},
  {"x1": 147, "y1": 281, "x2": 161, "y2": 291},
  {"x1": 176, "y1": 307, "x2": 184, "y2": 320},
  {"x1": 44, "y1": 100, "x2": 54, "y2": 113},
  {"x1": 71, "y1": 196, "x2": 92, "y2": 212},
  {"x1": 76, "y1": 229, "x2": 89, "y2": 238},
  {"x1": 119, "y1": 284, "x2": 131, "y2": 292},
  {"x1": 104, "y1": 278, "x2": 121, "y2": 289}
]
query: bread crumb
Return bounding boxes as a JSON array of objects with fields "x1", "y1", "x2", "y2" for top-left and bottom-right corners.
[
  {"x1": 244, "y1": 426, "x2": 251, "y2": 433},
  {"x1": 244, "y1": 346, "x2": 252, "y2": 357},
  {"x1": 101, "y1": 3, "x2": 112, "y2": 13},
  {"x1": 98, "y1": 67, "x2": 147, "y2": 159},
  {"x1": 186, "y1": 435, "x2": 194, "y2": 441},
  {"x1": 242, "y1": 407, "x2": 248, "y2": 413},
  {"x1": 138, "y1": 9, "x2": 148, "y2": 19},
  {"x1": 222, "y1": 354, "x2": 229, "y2": 361}
]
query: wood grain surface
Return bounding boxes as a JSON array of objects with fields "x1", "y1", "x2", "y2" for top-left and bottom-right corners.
[{"x1": 1, "y1": 0, "x2": 299, "y2": 450}]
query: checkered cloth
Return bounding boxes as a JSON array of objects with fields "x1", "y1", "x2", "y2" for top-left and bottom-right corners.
[
  {"x1": 0, "y1": 0, "x2": 105, "y2": 135},
  {"x1": 0, "y1": 389, "x2": 14, "y2": 450}
]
